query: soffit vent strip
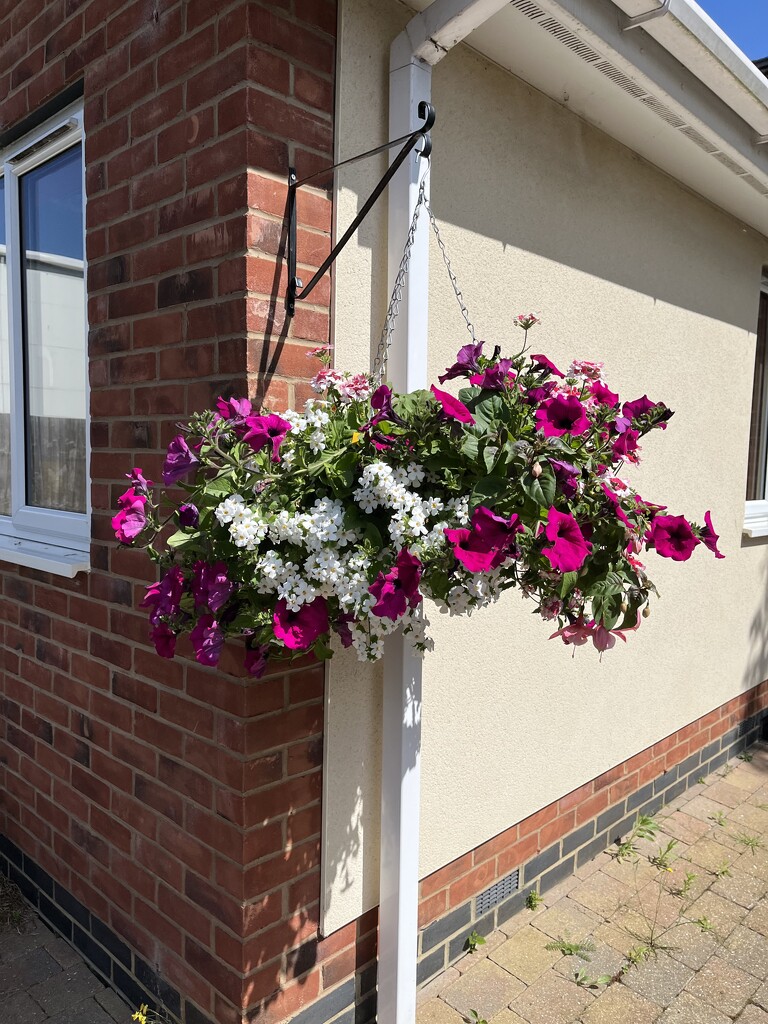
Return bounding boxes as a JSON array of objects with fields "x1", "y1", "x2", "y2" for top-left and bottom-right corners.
[{"x1": 507, "y1": 0, "x2": 768, "y2": 199}]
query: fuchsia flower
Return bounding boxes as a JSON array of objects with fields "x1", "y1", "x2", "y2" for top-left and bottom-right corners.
[
  {"x1": 646, "y1": 515, "x2": 699, "y2": 561},
  {"x1": 162, "y1": 436, "x2": 200, "y2": 486},
  {"x1": 244, "y1": 644, "x2": 270, "y2": 678},
  {"x1": 190, "y1": 615, "x2": 225, "y2": 666},
  {"x1": 445, "y1": 507, "x2": 523, "y2": 573},
  {"x1": 549, "y1": 618, "x2": 593, "y2": 646},
  {"x1": 438, "y1": 342, "x2": 484, "y2": 383},
  {"x1": 430, "y1": 385, "x2": 475, "y2": 424},
  {"x1": 530, "y1": 354, "x2": 565, "y2": 378},
  {"x1": 591, "y1": 381, "x2": 619, "y2": 406},
  {"x1": 112, "y1": 487, "x2": 148, "y2": 543},
  {"x1": 550, "y1": 615, "x2": 639, "y2": 652},
  {"x1": 541, "y1": 508, "x2": 591, "y2": 572},
  {"x1": 242, "y1": 414, "x2": 293, "y2": 461},
  {"x1": 192, "y1": 561, "x2": 233, "y2": 613},
  {"x1": 535, "y1": 396, "x2": 590, "y2": 437},
  {"x1": 469, "y1": 361, "x2": 515, "y2": 390},
  {"x1": 369, "y1": 548, "x2": 423, "y2": 620},
  {"x1": 701, "y1": 510, "x2": 725, "y2": 559},
  {"x1": 273, "y1": 597, "x2": 329, "y2": 650}
]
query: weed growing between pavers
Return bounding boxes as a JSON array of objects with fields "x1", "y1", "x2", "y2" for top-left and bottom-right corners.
[{"x1": 0, "y1": 875, "x2": 29, "y2": 932}]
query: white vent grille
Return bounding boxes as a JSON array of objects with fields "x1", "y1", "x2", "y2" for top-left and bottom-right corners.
[
  {"x1": 679, "y1": 126, "x2": 718, "y2": 154},
  {"x1": 640, "y1": 96, "x2": 686, "y2": 129},
  {"x1": 539, "y1": 17, "x2": 601, "y2": 63},
  {"x1": 511, "y1": 0, "x2": 546, "y2": 20},
  {"x1": 712, "y1": 151, "x2": 749, "y2": 175},
  {"x1": 594, "y1": 60, "x2": 648, "y2": 98},
  {"x1": 742, "y1": 173, "x2": 768, "y2": 196}
]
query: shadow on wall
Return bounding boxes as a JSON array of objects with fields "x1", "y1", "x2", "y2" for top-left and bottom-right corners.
[{"x1": 742, "y1": 537, "x2": 768, "y2": 693}]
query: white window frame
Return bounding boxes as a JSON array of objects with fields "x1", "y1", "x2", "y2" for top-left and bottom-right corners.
[
  {"x1": 744, "y1": 276, "x2": 768, "y2": 538},
  {"x1": 0, "y1": 101, "x2": 89, "y2": 576}
]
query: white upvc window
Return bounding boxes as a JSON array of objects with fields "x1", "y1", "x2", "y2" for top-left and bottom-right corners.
[
  {"x1": 744, "y1": 276, "x2": 768, "y2": 538},
  {"x1": 0, "y1": 102, "x2": 89, "y2": 576}
]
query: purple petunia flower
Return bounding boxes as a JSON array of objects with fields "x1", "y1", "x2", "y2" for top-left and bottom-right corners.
[
  {"x1": 141, "y1": 566, "x2": 186, "y2": 625},
  {"x1": 535, "y1": 396, "x2": 590, "y2": 437},
  {"x1": 550, "y1": 460, "x2": 580, "y2": 500},
  {"x1": 273, "y1": 597, "x2": 329, "y2": 650},
  {"x1": 430, "y1": 385, "x2": 475, "y2": 424},
  {"x1": 244, "y1": 644, "x2": 270, "y2": 678},
  {"x1": 468, "y1": 360, "x2": 515, "y2": 390},
  {"x1": 369, "y1": 548, "x2": 423, "y2": 621},
  {"x1": 192, "y1": 561, "x2": 233, "y2": 613},
  {"x1": 242, "y1": 414, "x2": 293, "y2": 462},
  {"x1": 541, "y1": 508, "x2": 591, "y2": 572},
  {"x1": 112, "y1": 487, "x2": 148, "y2": 543},
  {"x1": 190, "y1": 615, "x2": 225, "y2": 666},
  {"x1": 438, "y1": 342, "x2": 485, "y2": 384},
  {"x1": 445, "y1": 507, "x2": 523, "y2": 573},
  {"x1": 178, "y1": 503, "x2": 199, "y2": 529},
  {"x1": 162, "y1": 435, "x2": 200, "y2": 486},
  {"x1": 150, "y1": 621, "x2": 177, "y2": 659},
  {"x1": 126, "y1": 467, "x2": 153, "y2": 493},
  {"x1": 530, "y1": 354, "x2": 565, "y2": 378},
  {"x1": 646, "y1": 515, "x2": 699, "y2": 562},
  {"x1": 216, "y1": 396, "x2": 252, "y2": 421},
  {"x1": 701, "y1": 510, "x2": 725, "y2": 559}
]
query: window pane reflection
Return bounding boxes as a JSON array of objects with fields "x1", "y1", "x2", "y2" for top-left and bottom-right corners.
[{"x1": 21, "y1": 144, "x2": 86, "y2": 513}]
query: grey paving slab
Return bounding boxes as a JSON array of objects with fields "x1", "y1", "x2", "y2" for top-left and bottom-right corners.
[
  {"x1": 657, "y1": 991, "x2": 732, "y2": 1024},
  {"x1": 490, "y1": 927, "x2": 563, "y2": 985},
  {"x1": 580, "y1": 983, "x2": 663, "y2": 1024},
  {"x1": 685, "y1": 956, "x2": 759, "y2": 1016},
  {"x1": 442, "y1": 958, "x2": 526, "y2": 1020},
  {"x1": 736, "y1": 1006, "x2": 768, "y2": 1023},
  {"x1": 511, "y1": 972, "x2": 592, "y2": 1024},
  {"x1": 621, "y1": 955, "x2": 694, "y2": 1007},
  {"x1": 94, "y1": 988, "x2": 132, "y2": 1023},
  {"x1": 0, "y1": 921, "x2": 50, "y2": 965},
  {"x1": 718, "y1": 925, "x2": 768, "y2": 979},
  {"x1": 0, "y1": 946, "x2": 62, "y2": 996},
  {"x1": 3, "y1": 990, "x2": 47, "y2": 1024},
  {"x1": 27, "y1": 965, "x2": 105, "y2": 1016},
  {"x1": 47, "y1": 998, "x2": 118, "y2": 1024}
]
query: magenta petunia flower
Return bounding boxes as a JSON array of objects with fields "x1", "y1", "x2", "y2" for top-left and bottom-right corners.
[
  {"x1": 623, "y1": 395, "x2": 657, "y2": 420},
  {"x1": 468, "y1": 360, "x2": 515, "y2": 390},
  {"x1": 369, "y1": 548, "x2": 423, "y2": 620},
  {"x1": 112, "y1": 487, "x2": 148, "y2": 543},
  {"x1": 591, "y1": 381, "x2": 619, "y2": 406},
  {"x1": 162, "y1": 435, "x2": 200, "y2": 486},
  {"x1": 142, "y1": 565, "x2": 185, "y2": 624},
  {"x1": 611, "y1": 428, "x2": 640, "y2": 460},
  {"x1": 542, "y1": 508, "x2": 591, "y2": 572},
  {"x1": 550, "y1": 460, "x2": 580, "y2": 500},
  {"x1": 535, "y1": 396, "x2": 590, "y2": 437},
  {"x1": 530, "y1": 354, "x2": 565, "y2": 378},
  {"x1": 178, "y1": 502, "x2": 199, "y2": 529},
  {"x1": 192, "y1": 560, "x2": 233, "y2": 613},
  {"x1": 701, "y1": 510, "x2": 725, "y2": 559},
  {"x1": 438, "y1": 341, "x2": 484, "y2": 384},
  {"x1": 126, "y1": 467, "x2": 153, "y2": 493},
  {"x1": 273, "y1": 597, "x2": 329, "y2": 650},
  {"x1": 601, "y1": 483, "x2": 632, "y2": 528},
  {"x1": 150, "y1": 622, "x2": 177, "y2": 659},
  {"x1": 216, "y1": 395, "x2": 252, "y2": 420},
  {"x1": 445, "y1": 507, "x2": 523, "y2": 573},
  {"x1": 242, "y1": 414, "x2": 293, "y2": 462},
  {"x1": 333, "y1": 614, "x2": 356, "y2": 649},
  {"x1": 430, "y1": 385, "x2": 475, "y2": 424},
  {"x1": 244, "y1": 644, "x2": 270, "y2": 678},
  {"x1": 190, "y1": 615, "x2": 225, "y2": 666},
  {"x1": 647, "y1": 514, "x2": 699, "y2": 561}
]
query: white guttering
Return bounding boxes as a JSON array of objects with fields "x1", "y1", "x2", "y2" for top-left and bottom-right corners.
[
  {"x1": 381, "y1": 9, "x2": 509, "y2": 1024},
  {"x1": 612, "y1": 0, "x2": 768, "y2": 139}
]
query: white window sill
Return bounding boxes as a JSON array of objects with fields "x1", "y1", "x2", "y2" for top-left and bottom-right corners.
[
  {"x1": 743, "y1": 500, "x2": 768, "y2": 538},
  {"x1": 0, "y1": 534, "x2": 89, "y2": 577}
]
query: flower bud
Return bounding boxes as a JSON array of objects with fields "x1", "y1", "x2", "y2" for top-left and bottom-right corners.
[
  {"x1": 620, "y1": 600, "x2": 628, "y2": 613},
  {"x1": 531, "y1": 462, "x2": 543, "y2": 478},
  {"x1": 642, "y1": 605, "x2": 651, "y2": 618}
]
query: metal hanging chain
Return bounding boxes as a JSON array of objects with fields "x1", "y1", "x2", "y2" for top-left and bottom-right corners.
[{"x1": 373, "y1": 175, "x2": 477, "y2": 384}]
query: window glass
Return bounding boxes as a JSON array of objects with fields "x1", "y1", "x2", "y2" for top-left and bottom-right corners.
[
  {"x1": 747, "y1": 291, "x2": 768, "y2": 502},
  {"x1": 0, "y1": 176, "x2": 9, "y2": 516},
  {"x1": 20, "y1": 144, "x2": 86, "y2": 513}
]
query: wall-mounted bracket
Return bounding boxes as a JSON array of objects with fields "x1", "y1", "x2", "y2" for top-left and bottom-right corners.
[
  {"x1": 285, "y1": 101, "x2": 435, "y2": 316},
  {"x1": 621, "y1": 0, "x2": 670, "y2": 31}
]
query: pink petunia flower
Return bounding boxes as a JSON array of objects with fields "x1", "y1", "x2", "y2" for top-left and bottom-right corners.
[
  {"x1": 190, "y1": 615, "x2": 225, "y2": 666},
  {"x1": 445, "y1": 507, "x2": 523, "y2": 573},
  {"x1": 216, "y1": 396, "x2": 252, "y2": 421},
  {"x1": 530, "y1": 354, "x2": 565, "y2": 378},
  {"x1": 142, "y1": 566, "x2": 185, "y2": 624},
  {"x1": 112, "y1": 487, "x2": 148, "y2": 543},
  {"x1": 590, "y1": 380, "x2": 619, "y2": 406},
  {"x1": 535, "y1": 396, "x2": 590, "y2": 437},
  {"x1": 541, "y1": 508, "x2": 591, "y2": 572},
  {"x1": 430, "y1": 385, "x2": 475, "y2": 424},
  {"x1": 369, "y1": 548, "x2": 423, "y2": 620},
  {"x1": 646, "y1": 515, "x2": 699, "y2": 561},
  {"x1": 469, "y1": 360, "x2": 516, "y2": 390},
  {"x1": 242, "y1": 414, "x2": 293, "y2": 461},
  {"x1": 273, "y1": 597, "x2": 329, "y2": 650},
  {"x1": 701, "y1": 510, "x2": 725, "y2": 559}
]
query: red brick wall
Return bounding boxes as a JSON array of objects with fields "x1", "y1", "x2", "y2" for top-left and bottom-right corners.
[{"x1": 0, "y1": 1, "x2": 351, "y2": 1021}]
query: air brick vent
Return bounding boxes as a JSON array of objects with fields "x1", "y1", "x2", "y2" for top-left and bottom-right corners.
[{"x1": 476, "y1": 869, "x2": 519, "y2": 917}]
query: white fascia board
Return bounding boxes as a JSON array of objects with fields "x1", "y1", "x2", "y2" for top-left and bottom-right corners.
[
  {"x1": 393, "y1": 0, "x2": 512, "y2": 67},
  {"x1": 614, "y1": 0, "x2": 768, "y2": 136}
]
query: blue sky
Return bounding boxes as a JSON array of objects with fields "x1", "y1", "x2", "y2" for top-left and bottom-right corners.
[{"x1": 695, "y1": 1, "x2": 768, "y2": 60}]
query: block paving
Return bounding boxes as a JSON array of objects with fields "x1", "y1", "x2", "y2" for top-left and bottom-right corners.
[{"x1": 418, "y1": 744, "x2": 768, "y2": 1024}]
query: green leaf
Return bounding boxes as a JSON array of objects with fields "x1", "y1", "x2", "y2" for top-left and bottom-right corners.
[
  {"x1": 166, "y1": 529, "x2": 198, "y2": 549},
  {"x1": 559, "y1": 572, "x2": 580, "y2": 599},
  {"x1": 482, "y1": 445, "x2": 500, "y2": 474},
  {"x1": 590, "y1": 571, "x2": 625, "y2": 596},
  {"x1": 203, "y1": 475, "x2": 235, "y2": 497},
  {"x1": 470, "y1": 477, "x2": 507, "y2": 511},
  {"x1": 461, "y1": 435, "x2": 480, "y2": 460},
  {"x1": 520, "y1": 467, "x2": 556, "y2": 507}
]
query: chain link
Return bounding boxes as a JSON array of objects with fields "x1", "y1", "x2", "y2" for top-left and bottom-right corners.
[{"x1": 373, "y1": 173, "x2": 476, "y2": 385}]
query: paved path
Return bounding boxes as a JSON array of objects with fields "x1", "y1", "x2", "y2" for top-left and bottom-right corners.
[
  {"x1": 0, "y1": 913, "x2": 130, "y2": 1024},
  {"x1": 418, "y1": 742, "x2": 768, "y2": 1024}
]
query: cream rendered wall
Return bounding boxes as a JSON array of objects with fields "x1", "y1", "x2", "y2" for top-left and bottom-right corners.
[{"x1": 321, "y1": 0, "x2": 768, "y2": 935}]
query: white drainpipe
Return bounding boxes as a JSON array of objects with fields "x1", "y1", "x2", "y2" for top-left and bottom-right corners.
[{"x1": 378, "y1": 5, "x2": 510, "y2": 1024}]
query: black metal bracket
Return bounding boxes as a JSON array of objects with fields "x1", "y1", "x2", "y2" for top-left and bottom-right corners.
[{"x1": 285, "y1": 101, "x2": 435, "y2": 316}]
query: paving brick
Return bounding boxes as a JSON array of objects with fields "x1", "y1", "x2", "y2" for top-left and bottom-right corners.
[
  {"x1": 0, "y1": 920, "x2": 49, "y2": 964},
  {"x1": 719, "y1": 925, "x2": 768, "y2": 979},
  {"x1": 415, "y1": 998, "x2": 466, "y2": 1024},
  {"x1": 530, "y1": 898, "x2": 601, "y2": 942},
  {"x1": 487, "y1": 1010, "x2": 528, "y2": 1024},
  {"x1": 569, "y1": 872, "x2": 634, "y2": 919},
  {"x1": 735, "y1": 1006, "x2": 768, "y2": 1024},
  {"x1": 622, "y1": 955, "x2": 694, "y2": 1007},
  {"x1": 702, "y1": 782, "x2": 748, "y2": 809},
  {"x1": 0, "y1": 946, "x2": 61, "y2": 996},
  {"x1": 684, "y1": 838, "x2": 739, "y2": 874},
  {"x1": 745, "y1": 900, "x2": 768, "y2": 935},
  {"x1": 580, "y1": 983, "x2": 663, "y2": 1023},
  {"x1": 683, "y1": 890, "x2": 748, "y2": 936},
  {"x1": 94, "y1": 988, "x2": 131, "y2": 1022},
  {"x1": 686, "y1": 956, "x2": 759, "y2": 1016},
  {"x1": 27, "y1": 965, "x2": 105, "y2": 1015},
  {"x1": 666, "y1": 922, "x2": 721, "y2": 970},
  {"x1": 553, "y1": 940, "x2": 624, "y2": 984},
  {"x1": 510, "y1": 972, "x2": 592, "y2": 1024},
  {"x1": 442, "y1": 959, "x2": 525, "y2": 1020},
  {"x1": 754, "y1": 979, "x2": 768, "y2": 1010},
  {"x1": 657, "y1": 991, "x2": 731, "y2": 1024},
  {"x1": 3, "y1": 990, "x2": 47, "y2": 1024},
  {"x1": 490, "y1": 927, "x2": 562, "y2": 985},
  {"x1": 46, "y1": 998, "x2": 116, "y2": 1024}
]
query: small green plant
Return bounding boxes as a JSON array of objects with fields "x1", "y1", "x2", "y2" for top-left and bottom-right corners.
[
  {"x1": 132, "y1": 1007, "x2": 172, "y2": 1024},
  {"x1": 650, "y1": 838, "x2": 679, "y2": 872},
  {"x1": 696, "y1": 776, "x2": 707, "y2": 785},
  {"x1": 623, "y1": 944, "x2": 653, "y2": 971},
  {"x1": 694, "y1": 917, "x2": 715, "y2": 933},
  {"x1": 708, "y1": 810, "x2": 728, "y2": 827},
  {"x1": 713, "y1": 860, "x2": 732, "y2": 879},
  {"x1": 615, "y1": 814, "x2": 660, "y2": 862},
  {"x1": 545, "y1": 936, "x2": 596, "y2": 960},
  {"x1": 735, "y1": 833, "x2": 764, "y2": 854},
  {"x1": 720, "y1": 764, "x2": 735, "y2": 778},
  {"x1": 464, "y1": 930, "x2": 486, "y2": 954},
  {"x1": 738, "y1": 751, "x2": 754, "y2": 762},
  {"x1": 670, "y1": 871, "x2": 698, "y2": 899},
  {"x1": 467, "y1": 1011, "x2": 487, "y2": 1024},
  {"x1": 526, "y1": 890, "x2": 544, "y2": 910},
  {"x1": 573, "y1": 966, "x2": 612, "y2": 988}
]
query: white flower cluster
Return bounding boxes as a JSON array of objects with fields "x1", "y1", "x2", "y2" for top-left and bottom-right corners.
[
  {"x1": 282, "y1": 399, "x2": 331, "y2": 455},
  {"x1": 215, "y1": 494, "x2": 268, "y2": 550},
  {"x1": 352, "y1": 460, "x2": 454, "y2": 550},
  {"x1": 435, "y1": 568, "x2": 504, "y2": 617}
]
